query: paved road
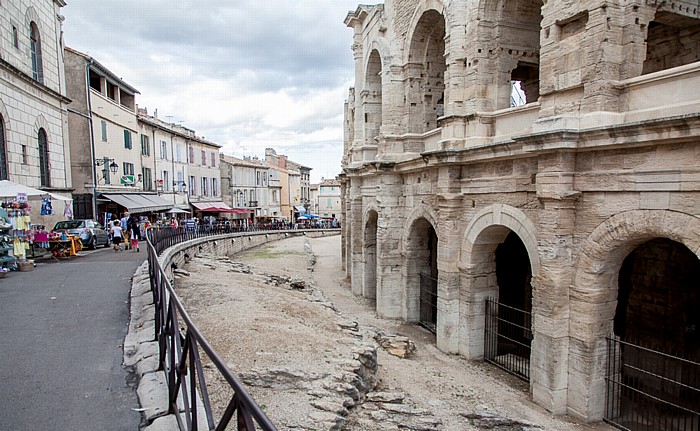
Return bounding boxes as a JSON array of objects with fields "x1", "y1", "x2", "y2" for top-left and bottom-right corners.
[{"x1": 0, "y1": 246, "x2": 146, "y2": 430}]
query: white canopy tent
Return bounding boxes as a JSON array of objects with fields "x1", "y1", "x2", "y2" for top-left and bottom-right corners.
[{"x1": 0, "y1": 180, "x2": 71, "y2": 201}]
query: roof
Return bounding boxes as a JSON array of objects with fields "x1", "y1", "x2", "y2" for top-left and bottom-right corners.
[{"x1": 65, "y1": 47, "x2": 140, "y2": 95}]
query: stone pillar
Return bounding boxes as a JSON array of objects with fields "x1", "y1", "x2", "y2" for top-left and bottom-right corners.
[
  {"x1": 531, "y1": 152, "x2": 578, "y2": 415},
  {"x1": 376, "y1": 173, "x2": 404, "y2": 318},
  {"x1": 435, "y1": 189, "x2": 463, "y2": 353},
  {"x1": 349, "y1": 179, "x2": 364, "y2": 296}
]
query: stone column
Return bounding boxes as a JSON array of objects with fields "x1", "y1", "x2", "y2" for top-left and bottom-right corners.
[
  {"x1": 349, "y1": 179, "x2": 364, "y2": 296},
  {"x1": 436, "y1": 187, "x2": 464, "y2": 353},
  {"x1": 375, "y1": 173, "x2": 404, "y2": 318},
  {"x1": 531, "y1": 151, "x2": 578, "y2": 415}
]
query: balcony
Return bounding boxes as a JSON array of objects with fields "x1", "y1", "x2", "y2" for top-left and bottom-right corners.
[{"x1": 248, "y1": 201, "x2": 258, "y2": 208}]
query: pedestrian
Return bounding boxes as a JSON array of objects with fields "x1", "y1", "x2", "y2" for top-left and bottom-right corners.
[
  {"x1": 128, "y1": 214, "x2": 140, "y2": 252},
  {"x1": 111, "y1": 222, "x2": 123, "y2": 252},
  {"x1": 120, "y1": 213, "x2": 131, "y2": 250}
]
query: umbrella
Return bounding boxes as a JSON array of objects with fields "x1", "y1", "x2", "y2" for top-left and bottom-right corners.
[{"x1": 166, "y1": 207, "x2": 191, "y2": 214}]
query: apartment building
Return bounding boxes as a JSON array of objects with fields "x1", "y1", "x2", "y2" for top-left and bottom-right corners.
[
  {"x1": 65, "y1": 47, "x2": 172, "y2": 220},
  {"x1": 219, "y1": 154, "x2": 269, "y2": 219}
]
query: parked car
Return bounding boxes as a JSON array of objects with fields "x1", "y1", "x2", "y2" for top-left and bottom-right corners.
[{"x1": 52, "y1": 219, "x2": 110, "y2": 250}]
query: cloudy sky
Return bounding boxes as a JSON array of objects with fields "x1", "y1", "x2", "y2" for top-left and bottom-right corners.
[{"x1": 62, "y1": 0, "x2": 370, "y2": 183}]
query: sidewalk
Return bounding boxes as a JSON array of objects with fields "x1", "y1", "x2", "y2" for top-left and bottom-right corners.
[{"x1": 0, "y1": 246, "x2": 146, "y2": 430}]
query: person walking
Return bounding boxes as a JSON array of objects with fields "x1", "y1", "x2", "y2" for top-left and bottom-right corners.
[
  {"x1": 111, "y1": 222, "x2": 123, "y2": 252},
  {"x1": 127, "y1": 215, "x2": 140, "y2": 252},
  {"x1": 120, "y1": 213, "x2": 131, "y2": 250}
]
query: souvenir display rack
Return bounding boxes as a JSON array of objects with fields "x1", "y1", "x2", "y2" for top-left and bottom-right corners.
[
  {"x1": 0, "y1": 200, "x2": 32, "y2": 267},
  {"x1": 0, "y1": 208, "x2": 16, "y2": 271}
]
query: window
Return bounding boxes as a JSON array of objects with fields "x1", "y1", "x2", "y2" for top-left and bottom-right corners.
[
  {"x1": 0, "y1": 115, "x2": 7, "y2": 180},
  {"x1": 189, "y1": 175, "x2": 196, "y2": 196},
  {"x1": 201, "y1": 177, "x2": 207, "y2": 196},
  {"x1": 162, "y1": 171, "x2": 170, "y2": 191},
  {"x1": 160, "y1": 140, "x2": 168, "y2": 159},
  {"x1": 101, "y1": 121, "x2": 107, "y2": 141},
  {"x1": 272, "y1": 190, "x2": 278, "y2": 203},
  {"x1": 122, "y1": 162, "x2": 134, "y2": 176},
  {"x1": 142, "y1": 167, "x2": 152, "y2": 191},
  {"x1": 140, "y1": 135, "x2": 150, "y2": 156},
  {"x1": 38, "y1": 128, "x2": 50, "y2": 187},
  {"x1": 123, "y1": 129, "x2": 132, "y2": 149},
  {"x1": 21, "y1": 145, "x2": 27, "y2": 164},
  {"x1": 175, "y1": 144, "x2": 181, "y2": 162},
  {"x1": 30, "y1": 22, "x2": 43, "y2": 83},
  {"x1": 211, "y1": 152, "x2": 216, "y2": 167},
  {"x1": 212, "y1": 178, "x2": 218, "y2": 196},
  {"x1": 189, "y1": 146, "x2": 194, "y2": 163},
  {"x1": 256, "y1": 172, "x2": 261, "y2": 186},
  {"x1": 12, "y1": 26, "x2": 19, "y2": 49},
  {"x1": 201, "y1": 150, "x2": 206, "y2": 166}
]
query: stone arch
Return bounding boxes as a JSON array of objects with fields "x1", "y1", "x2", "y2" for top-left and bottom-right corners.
[
  {"x1": 457, "y1": 204, "x2": 539, "y2": 360},
  {"x1": 362, "y1": 204, "x2": 380, "y2": 300},
  {"x1": 568, "y1": 210, "x2": 700, "y2": 421},
  {"x1": 401, "y1": 204, "x2": 440, "y2": 323},
  {"x1": 363, "y1": 48, "x2": 383, "y2": 147},
  {"x1": 24, "y1": 6, "x2": 42, "y2": 31},
  {"x1": 367, "y1": 38, "x2": 392, "y2": 70},
  {"x1": 572, "y1": 210, "x2": 700, "y2": 338},
  {"x1": 460, "y1": 204, "x2": 539, "y2": 274},
  {"x1": 404, "y1": 1, "x2": 447, "y2": 134}
]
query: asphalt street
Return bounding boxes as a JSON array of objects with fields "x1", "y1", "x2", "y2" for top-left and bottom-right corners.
[{"x1": 0, "y1": 246, "x2": 146, "y2": 430}]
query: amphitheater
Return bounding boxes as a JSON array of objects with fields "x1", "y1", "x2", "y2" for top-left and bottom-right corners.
[{"x1": 340, "y1": 0, "x2": 700, "y2": 428}]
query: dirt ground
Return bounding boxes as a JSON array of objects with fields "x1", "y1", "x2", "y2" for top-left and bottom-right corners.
[{"x1": 174, "y1": 235, "x2": 614, "y2": 431}]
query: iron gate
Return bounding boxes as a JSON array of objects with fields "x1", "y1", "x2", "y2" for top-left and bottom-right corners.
[
  {"x1": 484, "y1": 298, "x2": 532, "y2": 380},
  {"x1": 605, "y1": 337, "x2": 700, "y2": 431},
  {"x1": 419, "y1": 273, "x2": 438, "y2": 334}
]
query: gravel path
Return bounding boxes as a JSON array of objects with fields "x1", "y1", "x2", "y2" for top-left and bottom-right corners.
[{"x1": 174, "y1": 235, "x2": 614, "y2": 431}]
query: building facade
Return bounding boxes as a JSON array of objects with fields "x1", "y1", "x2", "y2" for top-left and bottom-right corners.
[
  {"x1": 0, "y1": 0, "x2": 72, "y2": 223},
  {"x1": 342, "y1": 0, "x2": 700, "y2": 426},
  {"x1": 65, "y1": 47, "x2": 164, "y2": 220},
  {"x1": 317, "y1": 179, "x2": 341, "y2": 219},
  {"x1": 219, "y1": 154, "x2": 269, "y2": 218}
]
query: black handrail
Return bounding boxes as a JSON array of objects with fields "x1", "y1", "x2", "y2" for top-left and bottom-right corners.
[{"x1": 146, "y1": 226, "x2": 278, "y2": 431}]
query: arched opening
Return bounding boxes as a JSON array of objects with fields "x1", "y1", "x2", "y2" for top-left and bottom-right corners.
[
  {"x1": 481, "y1": 0, "x2": 543, "y2": 108},
  {"x1": 407, "y1": 10, "x2": 446, "y2": 133},
  {"x1": 484, "y1": 230, "x2": 533, "y2": 379},
  {"x1": 0, "y1": 115, "x2": 8, "y2": 180},
  {"x1": 30, "y1": 22, "x2": 44, "y2": 83},
  {"x1": 364, "y1": 50, "x2": 382, "y2": 147},
  {"x1": 642, "y1": 12, "x2": 700, "y2": 76},
  {"x1": 38, "y1": 128, "x2": 50, "y2": 187},
  {"x1": 405, "y1": 217, "x2": 439, "y2": 333},
  {"x1": 607, "y1": 238, "x2": 700, "y2": 429},
  {"x1": 363, "y1": 210, "x2": 378, "y2": 300}
]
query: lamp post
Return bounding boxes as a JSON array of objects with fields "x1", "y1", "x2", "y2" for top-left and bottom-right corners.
[
  {"x1": 95, "y1": 157, "x2": 118, "y2": 184},
  {"x1": 92, "y1": 157, "x2": 118, "y2": 225}
]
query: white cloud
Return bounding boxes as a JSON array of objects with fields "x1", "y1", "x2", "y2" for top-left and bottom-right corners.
[{"x1": 62, "y1": 0, "x2": 370, "y2": 182}]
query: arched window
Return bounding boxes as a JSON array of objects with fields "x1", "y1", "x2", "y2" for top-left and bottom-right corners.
[
  {"x1": 0, "y1": 116, "x2": 7, "y2": 180},
  {"x1": 38, "y1": 128, "x2": 50, "y2": 187},
  {"x1": 30, "y1": 22, "x2": 44, "y2": 83}
]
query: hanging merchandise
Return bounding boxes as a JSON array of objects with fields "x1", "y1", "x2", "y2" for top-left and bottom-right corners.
[
  {"x1": 41, "y1": 197, "x2": 53, "y2": 216},
  {"x1": 64, "y1": 202, "x2": 73, "y2": 218}
]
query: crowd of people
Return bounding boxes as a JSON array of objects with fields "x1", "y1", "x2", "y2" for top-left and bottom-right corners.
[{"x1": 104, "y1": 213, "x2": 341, "y2": 251}]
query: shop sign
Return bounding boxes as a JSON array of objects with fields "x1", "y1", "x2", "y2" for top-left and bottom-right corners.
[{"x1": 120, "y1": 175, "x2": 135, "y2": 185}]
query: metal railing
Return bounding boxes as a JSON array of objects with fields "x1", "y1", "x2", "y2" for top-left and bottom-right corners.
[
  {"x1": 484, "y1": 298, "x2": 532, "y2": 381},
  {"x1": 605, "y1": 337, "x2": 700, "y2": 431},
  {"x1": 419, "y1": 273, "x2": 438, "y2": 334},
  {"x1": 146, "y1": 227, "x2": 277, "y2": 431}
]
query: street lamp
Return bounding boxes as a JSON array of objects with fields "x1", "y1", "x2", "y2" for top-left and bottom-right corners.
[
  {"x1": 94, "y1": 157, "x2": 118, "y2": 184},
  {"x1": 173, "y1": 181, "x2": 187, "y2": 193}
]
